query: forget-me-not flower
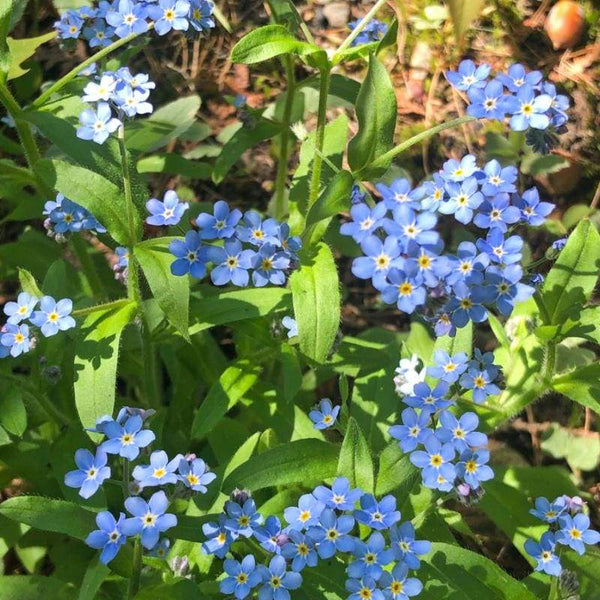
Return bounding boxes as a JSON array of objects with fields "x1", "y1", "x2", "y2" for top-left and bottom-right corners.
[
  {"x1": 169, "y1": 230, "x2": 208, "y2": 278},
  {"x1": 202, "y1": 514, "x2": 237, "y2": 558},
  {"x1": 132, "y1": 450, "x2": 182, "y2": 488},
  {"x1": 177, "y1": 457, "x2": 216, "y2": 492},
  {"x1": 4, "y1": 292, "x2": 37, "y2": 325},
  {"x1": 529, "y1": 496, "x2": 567, "y2": 524},
  {"x1": 106, "y1": 0, "x2": 150, "y2": 38},
  {"x1": 410, "y1": 435, "x2": 456, "y2": 491},
  {"x1": 446, "y1": 60, "x2": 491, "y2": 92},
  {"x1": 427, "y1": 350, "x2": 468, "y2": 383},
  {"x1": 376, "y1": 179, "x2": 422, "y2": 211},
  {"x1": 206, "y1": 239, "x2": 255, "y2": 287},
  {"x1": 281, "y1": 530, "x2": 318, "y2": 571},
  {"x1": 86, "y1": 511, "x2": 127, "y2": 564},
  {"x1": 121, "y1": 490, "x2": 177, "y2": 549},
  {"x1": 379, "y1": 562, "x2": 423, "y2": 600},
  {"x1": 146, "y1": 190, "x2": 189, "y2": 226},
  {"x1": 284, "y1": 493, "x2": 325, "y2": 531},
  {"x1": 148, "y1": 0, "x2": 191, "y2": 35},
  {"x1": 525, "y1": 531, "x2": 562, "y2": 577},
  {"x1": 30, "y1": 296, "x2": 76, "y2": 337},
  {"x1": 556, "y1": 513, "x2": 600, "y2": 555},
  {"x1": 457, "y1": 449, "x2": 494, "y2": 489},
  {"x1": 436, "y1": 411, "x2": 488, "y2": 452},
  {"x1": 313, "y1": 477, "x2": 363, "y2": 511},
  {"x1": 220, "y1": 554, "x2": 262, "y2": 600},
  {"x1": 100, "y1": 414, "x2": 156, "y2": 460},
  {"x1": 251, "y1": 243, "x2": 290, "y2": 287},
  {"x1": 64, "y1": 448, "x2": 111, "y2": 499},
  {"x1": 354, "y1": 494, "x2": 401, "y2": 530},
  {"x1": 348, "y1": 531, "x2": 394, "y2": 580},
  {"x1": 340, "y1": 202, "x2": 387, "y2": 243},
  {"x1": 257, "y1": 555, "x2": 302, "y2": 600},
  {"x1": 309, "y1": 398, "x2": 340, "y2": 430},
  {"x1": 389, "y1": 522, "x2": 431, "y2": 569},
  {"x1": 77, "y1": 102, "x2": 121, "y2": 144},
  {"x1": 225, "y1": 498, "x2": 263, "y2": 537},
  {"x1": 389, "y1": 408, "x2": 433, "y2": 453},
  {"x1": 514, "y1": 187, "x2": 554, "y2": 226}
]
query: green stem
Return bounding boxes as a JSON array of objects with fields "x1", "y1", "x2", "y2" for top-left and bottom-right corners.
[
  {"x1": 548, "y1": 574, "x2": 559, "y2": 600},
  {"x1": 127, "y1": 536, "x2": 143, "y2": 599},
  {"x1": 117, "y1": 125, "x2": 137, "y2": 248},
  {"x1": 273, "y1": 55, "x2": 296, "y2": 220},
  {"x1": 307, "y1": 67, "x2": 331, "y2": 209},
  {"x1": 332, "y1": 0, "x2": 389, "y2": 60},
  {"x1": 543, "y1": 342, "x2": 556, "y2": 384},
  {"x1": 361, "y1": 116, "x2": 476, "y2": 176},
  {"x1": 71, "y1": 235, "x2": 106, "y2": 300},
  {"x1": 33, "y1": 29, "x2": 148, "y2": 108},
  {"x1": 122, "y1": 458, "x2": 130, "y2": 498}
]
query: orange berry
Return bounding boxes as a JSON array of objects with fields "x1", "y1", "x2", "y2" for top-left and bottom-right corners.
[{"x1": 545, "y1": 1, "x2": 585, "y2": 50}]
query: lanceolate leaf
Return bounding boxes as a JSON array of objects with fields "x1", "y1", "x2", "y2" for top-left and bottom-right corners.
[
  {"x1": 432, "y1": 321, "x2": 473, "y2": 360},
  {"x1": 447, "y1": 0, "x2": 486, "y2": 42},
  {"x1": 541, "y1": 220, "x2": 600, "y2": 325},
  {"x1": 74, "y1": 300, "x2": 137, "y2": 434},
  {"x1": 338, "y1": 417, "x2": 375, "y2": 493},
  {"x1": 0, "y1": 575, "x2": 75, "y2": 600},
  {"x1": 375, "y1": 441, "x2": 420, "y2": 496},
  {"x1": 347, "y1": 53, "x2": 397, "y2": 177},
  {"x1": 135, "y1": 238, "x2": 190, "y2": 339},
  {"x1": 552, "y1": 363, "x2": 600, "y2": 413}
]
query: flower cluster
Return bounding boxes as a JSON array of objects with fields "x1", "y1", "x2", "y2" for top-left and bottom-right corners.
[
  {"x1": 43, "y1": 193, "x2": 106, "y2": 240},
  {"x1": 341, "y1": 154, "x2": 554, "y2": 334},
  {"x1": 77, "y1": 67, "x2": 155, "y2": 144},
  {"x1": 55, "y1": 0, "x2": 215, "y2": 45},
  {"x1": 1, "y1": 292, "x2": 76, "y2": 358},
  {"x1": 447, "y1": 61, "x2": 569, "y2": 151},
  {"x1": 526, "y1": 495, "x2": 600, "y2": 577},
  {"x1": 203, "y1": 483, "x2": 430, "y2": 599},
  {"x1": 66, "y1": 407, "x2": 216, "y2": 564},
  {"x1": 349, "y1": 18, "x2": 388, "y2": 46},
  {"x1": 169, "y1": 201, "x2": 301, "y2": 288},
  {"x1": 391, "y1": 349, "x2": 500, "y2": 497}
]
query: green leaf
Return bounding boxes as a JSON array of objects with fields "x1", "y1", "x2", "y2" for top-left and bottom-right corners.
[
  {"x1": 136, "y1": 153, "x2": 212, "y2": 179},
  {"x1": 231, "y1": 25, "x2": 322, "y2": 64},
  {"x1": 521, "y1": 153, "x2": 569, "y2": 176},
  {"x1": 78, "y1": 557, "x2": 110, "y2": 600},
  {"x1": 446, "y1": 0, "x2": 486, "y2": 42},
  {"x1": 432, "y1": 320, "x2": 473, "y2": 359},
  {"x1": 17, "y1": 266, "x2": 43, "y2": 297},
  {"x1": 223, "y1": 439, "x2": 339, "y2": 492},
  {"x1": 135, "y1": 238, "x2": 190, "y2": 339},
  {"x1": 347, "y1": 53, "x2": 397, "y2": 177},
  {"x1": 35, "y1": 158, "x2": 142, "y2": 246},
  {"x1": 375, "y1": 441, "x2": 420, "y2": 496},
  {"x1": 0, "y1": 0, "x2": 13, "y2": 81},
  {"x1": 6, "y1": 31, "x2": 56, "y2": 80},
  {"x1": 212, "y1": 120, "x2": 281, "y2": 184},
  {"x1": 540, "y1": 423, "x2": 600, "y2": 471},
  {"x1": 289, "y1": 243, "x2": 340, "y2": 363},
  {"x1": 125, "y1": 95, "x2": 201, "y2": 153},
  {"x1": 0, "y1": 575, "x2": 75, "y2": 600},
  {"x1": 281, "y1": 345, "x2": 302, "y2": 403},
  {"x1": 338, "y1": 417, "x2": 375, "y2": 493},
  {"x1": 134, "y1": 579, "x2": 215, "y2": 600},
  {"x1": 0, "y1": 387, "x2": 27, "y2": 436},
  {"x1": 421, "y1": 542, "x2": 537, "y2": 599},
  {"x1": 188, "y1": 287, "x2": 290, "y2": 336},
  {"x1": 552, "y1": 363, "x2": 600, "y2": 413},
  {"x1": 74, "y1": 300, "x2": 137, "y2": 433},
  {"x1": 191, "y1": 360, "x2": 261, "y2": 440},
  {"x1": 542, "y1": 219, "x2": 600, "y2": 325}
]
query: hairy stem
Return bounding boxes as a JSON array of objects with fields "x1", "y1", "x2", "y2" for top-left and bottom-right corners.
[
  {"x1": 333, "y1": 0, "x2": 389, "y2": 59},
  {"x1": 127, "y1": 536, "x2": 143, "y2": 599},
  {"x1": 307, "y1": 67, "x2": 331, "y2": 209},
  {"x1": 71, "y1": 235, "x2": 106, "y2": 300}
]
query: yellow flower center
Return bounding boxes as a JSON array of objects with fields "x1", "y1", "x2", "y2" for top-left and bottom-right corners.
[
  {"x1": 237, "y1": 573, "x2": 248, "y2": 584},
  {"x1": 271, "y1": 576, "x2": 281, "y2": 588},
  {"x1": 473, "y1": 376, "x2": 486, "y2": 388},
  {"x1": 261, "y1": 258, "x2": 273, "y2": 270},
  {"x1": 360, "y1": 589, "x2": 372, "y2": 600},
  {"x1": 570, "y1": 528, "x2": 582, "y2": 539},
  {"x1": 460, "y1": 298, "x2": 473, "y2": 309},
  {"x1": 153, "y1": 468, "x2": 166, "y2": 479},
  {"x1": 465, "y1": 460, "x2": 478, "y2": 474},
  {"x1": 187, "y1": 474, "x2": 199, "y2": 485},
  {"x1": 164, "y1": 9, "x2": 175, "y2": 19},
  {"x1": 398, "y1": 282, "x2": 413, "y2": 296},
  {"x1": 14, "y1": 333, "x2": 25, "y2": 343},
  {"x1": 430, "y1": 454, "x2": 443, "y2": 467},
  {"x1": 391, "y1": 581, "x2": 404, "y2": 594},
  {"x1": 121, "y1": 434, "x2": 134, "y2": 445},
  {"x1": 143, "y1": 513, "x2": 156, "y2": 527},
  {"x1": 298, "y1": 543, "x2": 309, "y2": 556},
  {"x1": 418, "y1": 255, "x2": 431, "y2": 268},
  {"x1": 299, "y1": 510, "x2": 311, "y2": 523}
]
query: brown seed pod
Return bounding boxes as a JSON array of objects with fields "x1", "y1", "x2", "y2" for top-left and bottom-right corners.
[{"x1": 544, "y1": 1, "x2": 585, "y2": 50}]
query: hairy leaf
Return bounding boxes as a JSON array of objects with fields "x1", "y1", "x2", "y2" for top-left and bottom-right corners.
[{"x1": 338, "y1": 417, "x2": 374, "y2": 493}]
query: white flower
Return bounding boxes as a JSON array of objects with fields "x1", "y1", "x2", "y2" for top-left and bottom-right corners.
[{"x1": 393, "y1": 353, "x2": 426, "y2": 396}]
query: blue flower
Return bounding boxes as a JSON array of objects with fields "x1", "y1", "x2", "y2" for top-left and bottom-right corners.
[
  {"x1": 148, "y1": 0, "x2": 191, "y2": 35},
  {"x1": 389, "y1": 408, "x2": 433, "y2": 452},
  {"x1": 543, "y1": 82, "x2": 569, "y2": 127},
  {"x1": 313, "y1": 477, "x2": 363, "y2": 511},
  {"x1": 354, "y1": 494, "x2": 401, "y2": 530},
  {"x1": 529, "y1": 496, "x2": 567, "y2": 524},
  {"x1": 257, "y1": 555, "x2": 302, "y2": 599},
  {"x1": 497, "y1": 63, "x2": 542, "y2": 93},
  {"x1": 459, "y1": 367, "x2": 500, "y2": 404},
  {"x1": 196, "y1": 200, "x2": 242, "y2": 239},
  {"x1": 485, "y1": 265, "x2": 534, "y2": 315},
  {"x1": 282, "y1": 316, "x2": 298, "y2": 338},
  {"x1": 508, "y1": 85, "x2": 552, "y2": 131},
  {"x1": 4, "y1": 292, "x2": 37, "y2": 324},
  {"x1": 116, "y1": 67, "x2": 155, "y2": 96},
  {"x1": 114, "y1": 86, "x2": 153, "y2": 117},
  {"x1": 1, "y1": 324, "x2": 30, "y2": 357},
  {"x1": 273, "y1": 222, "x2": 302, "y2": 258},
  {"x1": 189, "y1": 0, "x2": 215, "y2": 32},
  {"x1": 83, "y1": 19, "x2": 116, "y2": 47},
  {"x1": 446, "y1": 241, "x2": 489, "y2": 286},
  {"x1": 284, "y1": 493, "x2": 325, "y2": 530},
  {"x1": 552, "y1": 237, "x2": 567, "y2": 251},
  {"x1": 55, "y1": 10, "x2": 84, "y2": 39},
  {"x1": 149, "y1": 537, "x2": 170, "y2": 559},
  {"x1": 384, "y1": 206, "x2": 440, "y2": 250},
  {"x1": 410, "y1": 435, "x2": 456, "y2": 491},
  {"x1": 86, "y1": 511, "x2": 127, "y2": 564},
  {"x1": 403, "y1": 381, "x2": 452, "y2": 413},
  {"x1": 376, "y1": 179, "x2": 422, "y2": 211},
  {"x1": 225, "y1": 498, "x2": 263, "y2": 538},
  {"x1": 82, "y1": 74, "x2": 117, "y2": 103},
  {"x1": 436, "y1": 411, "x2": 488, "y2": 452},
  {"x1": 254, "y1": 515, "x2": 286, "y2": 554},
  {"x1": 440, "y1": 177, "x2": 483, "y2": 224},
  {"x1": 177, "y1": 457, "x2": 216, "y2": 492},
  {"x1": 446, "y1": 60, "x2": 491, "y2": 92},
  {"x1": 514, "y1": 187, "x2": 554, "y2": 226},
  {"x1": 476, "y1": 229, "x2": 523, "y2": 265},
  {"x1": 205, "y1": 239, "x2": 255, "y2": 287},
  {"x1": 30, "y1": 296, "x2": 76, "y2": 337},
  {"x1": 281, "y1": 529, "x2": 318, "y2": 571},
  {"x1": 473, "y1": 194, "x2": 521, "y2": 232},
  {"x1": 237, "y1": 211, "x2": 274, "y2": 246},
  {"x1": 47, "y1": 197, "x2": 84, "y2": 233},
  {"x1": 346, "y1": 576, "x2": 385, "y2": 600},
  {"x1": 352, "y1": 235, "x2": 401, "y2": 288},
  {"x1": 146, "y1": 190, "x2": 188, "y2": 226},
  {"x1": 64, "y1": 448, "x2": 111, "y2": 499},
  {"x1": 440, "y1": 155, "x2": 480, "y2": 183},
  {"x1": 379, "y1": 562, "x2": 423, "y2": 600},
  {"x1": 307, "y1": 509, "x2": 355, "y2": 558},
  {"x1": 79, "y1": 62, "x2": 98, "y2": 77},
  {"x1": 457, "y1": 449, "x2": 494, "y2": 488},
  {"x1": 132, "y1": 450, "x2": 182, "y2": 488},
  {"x1": 202, "y1": 514, "x2": 237, "y2": 558},
  {"x1": 380, "y1": 266, "x2": 426, "y2": 314},
  {"x1": 467, "y1": 79, "x2": 510, "y2": 121},
  {"x1": 351, "y1": 184, "x2": 366, "y2": 204},
  {"x1": 340, "y1": 202, "x2": 387, "y2": 243},
  {"x1": 525, "y1": 531, "x2": 562, "y2": 577},
  {"x1": 348, "y1": 531, "x2": 394, "y2": 580},
  {"x1": 77, "y1": 102, "x2": 121, "y2": 144},
  {"x1": 99, "y1": 414, "x2": 156, "y2": 460},
  {"x1": 251, "y1": 243, "x2": 290, "y2": 287},
  {"x1": 405, "y1": 242, "x2": 450, "y2": 289},
  {"x1": 115, "y1": 246, "x2": 129, "y2": 269},
  {"x1": 481, "y1": 160, "x2": 518, "y2": 197},
  {"x1": 556, "y1": 514, "x2": 600, "y2": 555},
  {"x1": 220, "y1": 555, "x2": 262, "y2": 600},
  {"x1": 432, "y1": 311, "x2": 456, "y2": 338},
  {"x1": 106, "y1": 0, "x2": 149, "y2": 38},
  {"x1": 428, "y1": 350, "x2": 469, "y2": 383},
  {"x1": 418, "y1": 173, "x2": 446, "y2": 212},
  {"x1": 389, "y1": 522, "x2": 431, "y2": 569},
  {"x1": 309, "y1": 398, "x2": 340, "y2": 430},
  {"x1": 446, "y1": 281, "x2": 492, "y2": 327},
  {"x1": 121, "y1": 490, "x2": 177, "y2": 550},
  {"x1": 349, "y1": 19, "x2": 387, "y2": 46},
  {"x1": 169, "y1": 230, "x2": 208, "y2": 278},
  {"x1": 530, "y1": 273, "x2": 544, "y2": 287}
]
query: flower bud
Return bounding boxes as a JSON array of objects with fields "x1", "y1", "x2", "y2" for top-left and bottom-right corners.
[{"x1": 229, "y1": 488, "x2": 251, "y2": 505}]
